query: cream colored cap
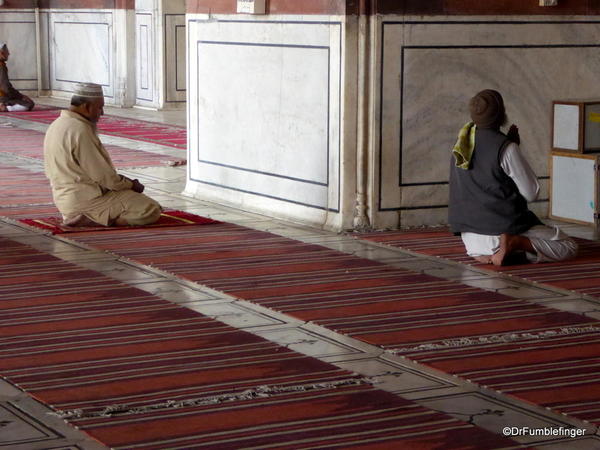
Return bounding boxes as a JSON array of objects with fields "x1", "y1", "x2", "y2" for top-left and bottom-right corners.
[
  {"x1": 73, "y1": 82, "x2": 104, "y2": 98},
  {"x1": 0, "y1": 42, "x2": 6, "y2": 50}
]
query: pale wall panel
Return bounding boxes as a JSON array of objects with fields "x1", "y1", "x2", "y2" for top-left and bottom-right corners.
[
  {"x1": 49, "y1": 11, "x2": 113, "y2": 98},
  {"x1": 186, "y1": 17, "x2": 342, "y2": 220},
  {"x1": 0, "y1": 12, "x2": 38, "y2": 91}
]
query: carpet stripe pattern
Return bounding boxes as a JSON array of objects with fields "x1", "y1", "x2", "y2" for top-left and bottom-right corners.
[
  {"x1": 357, "y1": 228, "x2": 600, "y2": 298},
  {"x1": 0, "y1": 125, "x2": 185, "y2": 167},
  {"x1": 0, "y1": 164, "x2": 54, "y2": 207},
  {"x1": 63, "y1": 224, "x2": 600, "y2": 426},
  {"x1": 0, "y1": 236, "x2": 513, "y2": 449},
  {"x1": 1, "y1": 109, "x2": 187, "y2": 149}
]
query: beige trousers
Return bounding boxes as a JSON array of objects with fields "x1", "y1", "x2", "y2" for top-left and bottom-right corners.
[{"x1": 63, "y1": 190, "x2": 162, "y2": 226}]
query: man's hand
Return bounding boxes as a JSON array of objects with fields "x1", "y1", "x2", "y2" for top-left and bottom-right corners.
[
  {"x1": 131, "y1": 179, "x2": 145, "y2": 193},
  {"x1": 507, "y1": 124, "x2": 520, "y2": 145}
]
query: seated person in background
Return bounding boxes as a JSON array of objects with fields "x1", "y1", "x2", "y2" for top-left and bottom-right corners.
[
  {"x1": 0, "y1": 42, "x2": 34, "y2": 112},
  {"x1": 44, "y1": 82, "x2": 162, "y2": 227},
  {"x1": 448, "y1": 89, "x2": 577, "y2": 266}
]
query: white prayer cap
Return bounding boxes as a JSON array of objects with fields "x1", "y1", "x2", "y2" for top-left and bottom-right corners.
[
  {"x1": 0, "y1": 42, "x2": 6, "y2": 50},
  {"x1": 73, "y1": 82, "x2": 104, "y2": 98}
]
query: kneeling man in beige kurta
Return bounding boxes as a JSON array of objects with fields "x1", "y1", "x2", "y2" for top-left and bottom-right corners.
[{"x1": 44, "y1": 82, "x2": 162, "y2": 227}]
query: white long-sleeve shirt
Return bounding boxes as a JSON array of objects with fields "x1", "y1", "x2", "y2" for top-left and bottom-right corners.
[{"x1": 499, "y1": 142, "x2": 539, "y2": 202}]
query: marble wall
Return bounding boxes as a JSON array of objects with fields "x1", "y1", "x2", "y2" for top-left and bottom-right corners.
[
  {"x1": 0, "y1": 10, "x2": 46, "y2": 93},
  {"x1": 374, "y1": 17, "x2": 600, "y2": 228},
  {"x1": 185, "y1": 15, "x2": 351, "y2": 229},
  {"x1": 0, "y1": 1, "x2": 181, "y2": 108},
  {"x1": 49, "y1": 10, "x2": 114, "y2": 99}
]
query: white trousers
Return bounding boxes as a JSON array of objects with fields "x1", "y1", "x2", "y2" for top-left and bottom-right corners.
[
  {"x1": 461, "y1": 225, "x2": 578, "y2": 263},
  {"x1": 6, "y1": 104, "x2": 28, "y2": 112}
]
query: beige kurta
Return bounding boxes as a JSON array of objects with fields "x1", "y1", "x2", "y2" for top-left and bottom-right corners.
[{"x1": 44, "y1": 110, "x2": 161, "y2": 226}]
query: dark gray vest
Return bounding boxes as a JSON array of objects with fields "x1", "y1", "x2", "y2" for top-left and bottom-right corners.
[{"x1": 448, "y1": 128, "x2": 541, "y2": 235}]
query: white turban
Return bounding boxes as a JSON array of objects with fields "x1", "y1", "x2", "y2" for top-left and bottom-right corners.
[{"x1": 73, "y1": 82, "x2": 104, "y2": 98}]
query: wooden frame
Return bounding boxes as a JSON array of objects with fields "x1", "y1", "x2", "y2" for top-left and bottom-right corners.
[{"x1": 552, "y1": 100, "x2": 600, "y2": 153}]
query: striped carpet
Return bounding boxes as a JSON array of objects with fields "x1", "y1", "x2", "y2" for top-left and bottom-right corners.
[
  {"x1": 0, "y1": 236, "x2": 515, "y2": 449},
  {"x1": 357, "y1": 228, "x2": 600, "y2": 298},
  {"x1": 62, "y1": 224, "x2": 600, "y2": 427},
  {"x1": 1, "y1": 108, "x2": 187, "y2": 149},
  {"x1": 0, "y1": 125, "x2": 185, "y2": 167},
  {"x1": 0, "y1": 164, "x2": 54, "y2": 207}
]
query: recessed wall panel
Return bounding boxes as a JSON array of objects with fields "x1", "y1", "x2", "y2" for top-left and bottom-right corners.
[
  {"x1": 53, "y1": 22, "x2": 110, "y2": 86},
  {"x1": 49, "y1": 11, "x2": 113, "y2": 98},
  {"x1": 188, "y1": 19, "x2": 341, "y2": 213},
  {"x1": 0, "y1": 12, "x2": 37, "y2": 88},
  {"x1": 378, "y1": 19, "x2": 600, "y2": 228}
]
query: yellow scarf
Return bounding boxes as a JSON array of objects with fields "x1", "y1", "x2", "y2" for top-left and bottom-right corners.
[{"x1": 452, "y1": 122, "x2": 476, "y2": 170}]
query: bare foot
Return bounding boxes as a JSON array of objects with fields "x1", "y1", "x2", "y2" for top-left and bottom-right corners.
[
  {"x1": 0, "y1": 103, "x2": 6, "y2": 112},
  {"x1": 113, "y1": 217, "x2": 130, "y2": 226},
  {"x1": 473, "y1": 255, "x2": 493, "y2": 264},
  {"x1": 492, "y1": 233, "x2": 535, "y2": 266},
  {"x1": 491, "y1": 233, "x2": 511, "y2": 266}
]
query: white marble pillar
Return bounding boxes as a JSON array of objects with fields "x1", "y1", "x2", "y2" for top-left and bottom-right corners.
[{"x1": 114, "y1": 6, "x2": 136, "y2": 107}]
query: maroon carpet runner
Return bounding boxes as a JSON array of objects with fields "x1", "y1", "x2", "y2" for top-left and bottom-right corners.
[
  {"x1": 1, "y1": 108, "x2": 187, "y2": 149},
  {"x1": 60, "y1": 224, "x2": 600, "y2": 427},
  {"x1": 0, "y1": 236, "x2": 514, "y2": 449},
  {"x1": 356, "y1": 228, "x2": 600, "y2": 299},
  {"x1": 0, "y1": 125, "x2": 185, "y2": 167}
]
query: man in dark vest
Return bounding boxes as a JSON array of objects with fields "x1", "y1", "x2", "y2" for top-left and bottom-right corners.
[{"x1": 448, "y1": 89, "x2": 577, "y2": 265}]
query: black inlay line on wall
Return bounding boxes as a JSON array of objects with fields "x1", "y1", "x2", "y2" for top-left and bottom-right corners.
[
  {"x1": 378, "y1": 19, "x2": 600, "y2": 211},
  {"x1": 175, "y1": 25, "x2": 186, "y2": 92},
  {"x1": 165, "y1": 14, "x2": 187, "y2": 99},
  {"x1": 135, "y1": 12, "x2": 153, "y2": 102}
]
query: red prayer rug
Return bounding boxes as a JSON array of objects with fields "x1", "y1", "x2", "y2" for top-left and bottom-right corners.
[
  {"x1": 0, "y1": 125, "x2": 186, "y2": 168},
  {"x1": 18, "y1": 210, "x2": 219, "y2": 234},
  {"x1": 62, "y1": 224, "x2": 600, "y2": 427},
  {"x1": 1, "y1": 108, "x2": 187, "y2": 149},
  {"x1": 0, "y1": 236, "x2": 514, "y2": 449}
]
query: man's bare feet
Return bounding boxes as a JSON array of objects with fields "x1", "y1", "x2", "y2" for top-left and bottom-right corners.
[
  {"x1": 492, "y1": 233, "x2": 536, "y2": 266},
  {"x1": 473, "y1": 255, "x2": 493, "y2": 264},
  {"x1": 492, "y1": 233, "x2": 511, "y2": 266},
  {"x1": 0, "y1": 103, "x2": 6, "y2": 112}
]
